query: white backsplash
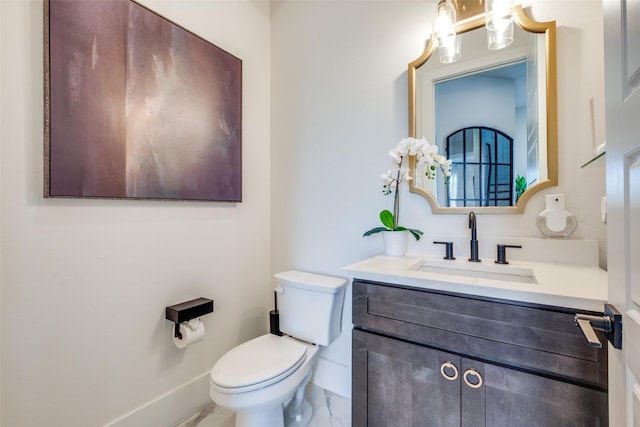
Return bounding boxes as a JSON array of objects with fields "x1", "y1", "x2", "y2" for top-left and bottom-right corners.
[{"x1": 418, "y1": 235, "x2": 600, "y2": 267}]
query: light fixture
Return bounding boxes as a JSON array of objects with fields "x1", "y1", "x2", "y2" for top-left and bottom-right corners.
[
  {"x1": 439, "y1": 34, "x2": 461, "y2": 63},
  {"x1": 485, "y1": 0, "x2": 515, "y2": 50},
  {"x1": 430, "y1": 0, "x2": 515, "y2": 63},
  {"x1": 433, "y1": 0, "x2": 460, "y2": 63}
]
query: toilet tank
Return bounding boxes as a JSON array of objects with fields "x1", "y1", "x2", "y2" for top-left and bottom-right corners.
[{"x1": 274, "y1": 271, "x2": 347, "y2": 346}]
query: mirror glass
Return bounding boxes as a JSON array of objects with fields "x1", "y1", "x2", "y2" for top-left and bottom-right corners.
[{"x1": 409, "y1": 7, "x2": 557, "y2": 214}]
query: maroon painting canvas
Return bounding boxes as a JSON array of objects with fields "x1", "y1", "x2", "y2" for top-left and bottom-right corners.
[{"x1": 45, "y1": 0, "x2": 242, "y2": 201}]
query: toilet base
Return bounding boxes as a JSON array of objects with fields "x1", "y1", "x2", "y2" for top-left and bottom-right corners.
[
  {"x1": 235, "y1": 405, "x2": 284, "y2": 427},
  {"x1": 233, "y1": 377, "x2": 314, "y2": 427},
  {"x1": 285, "y1": 399, "x2": 312, "y2": 426},
  {"x1": 233, "y1": 399, "x2": 312, "y2": 427}
]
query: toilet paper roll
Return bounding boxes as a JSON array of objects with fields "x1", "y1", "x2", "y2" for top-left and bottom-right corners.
[{"x1": 173, "y1": 319, "x2": 205, "y2": 349}]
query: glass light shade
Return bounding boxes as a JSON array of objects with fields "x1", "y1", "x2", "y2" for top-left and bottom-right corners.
[
  {"x1": 486, "y1": 24, "x2": 514, "y2": 50},
  {"x1": 433, "y1": 0, "x2": 457, "y2": 48},
  {"x1": 439, "y1": 35, "x2": 461, "y2": 63},
  {"x1": 485, "y1": 0, "x2": 514, "y2": 49}
]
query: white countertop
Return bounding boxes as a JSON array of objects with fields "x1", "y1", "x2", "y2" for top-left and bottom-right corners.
[{"x1": 344, "y1": 255, "x2": 608, "y2": 311}]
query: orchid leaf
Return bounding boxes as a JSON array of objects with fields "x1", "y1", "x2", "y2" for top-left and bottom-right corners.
[
  {"x1": 379, "y1": 209, "x2": 395, "y2": 230},
  {"x1": 362, "y1": 227, "x2": 389, "y2": 237},
  {"x1": 396, "y1": 226, "x2": 424, "y2": 241},
  {"x1": 407, "y1": 228, "x2": 424, "y2": 241}
]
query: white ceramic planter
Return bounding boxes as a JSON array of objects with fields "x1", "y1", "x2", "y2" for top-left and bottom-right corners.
[{"x1": 382, "y1": 230, "x2": 409, "y2": 256}]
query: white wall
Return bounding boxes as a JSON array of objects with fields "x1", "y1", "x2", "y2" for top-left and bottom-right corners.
[
  {"x1": 1, "y1": 1, "x2": 271, "y2": 426},
  {"x1": 271, "y1": 0, "x2": 606, "y2": 397},
  {"x1": 436, "y1": 76, "x2": 517, "y2": 143}
]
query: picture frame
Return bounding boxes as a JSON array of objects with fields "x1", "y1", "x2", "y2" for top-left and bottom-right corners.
[{"x1": 44, "y1": 0, "x2": 242, "y2": 202}]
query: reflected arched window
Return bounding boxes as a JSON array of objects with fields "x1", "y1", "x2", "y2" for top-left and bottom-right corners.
[{"x1": 446, "y1": 127, "x2": 514, "y2": 207}]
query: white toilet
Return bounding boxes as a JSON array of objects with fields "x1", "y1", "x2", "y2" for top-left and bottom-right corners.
[{"x1": 209, "y1": 270, "x2": 347, "y2": 427}]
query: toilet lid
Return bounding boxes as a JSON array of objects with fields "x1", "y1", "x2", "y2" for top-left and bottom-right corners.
[{"x1": 211, "y1": 334, "x2": 307, "y2": 391}]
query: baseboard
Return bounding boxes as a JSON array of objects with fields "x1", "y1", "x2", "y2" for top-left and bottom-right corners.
[
  {"x1": 104, "y1": 358, "x2": 351, "y2": 426},
  {"x1": 311, "y1": 356, "x2": 351, "y2": 399},
  {"x1": 104, "y1": 371, "x2": 211, "y2": 427}
]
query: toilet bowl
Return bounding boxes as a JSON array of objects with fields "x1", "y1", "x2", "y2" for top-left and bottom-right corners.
[
  {"x1": 209, "y1": 271, "x2": 347, "y2": 427},
  {"x1": 210, "y1": 335, "x2": 319, "y2": 427}
]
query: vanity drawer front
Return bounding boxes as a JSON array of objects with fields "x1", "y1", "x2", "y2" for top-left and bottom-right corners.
[{"x1": 352, "y1": 279, "x2": 607, "y2": 389}]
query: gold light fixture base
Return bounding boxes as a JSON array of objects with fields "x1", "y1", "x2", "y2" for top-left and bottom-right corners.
[{"x1": 453, "y1": 0, "x2": 486, "y2": 23}]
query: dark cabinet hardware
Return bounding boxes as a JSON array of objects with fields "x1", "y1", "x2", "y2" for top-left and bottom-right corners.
[
  {"x1": 440, "y1": 361, "x2": 459, "y2": 380},
  {"x1": 463, "y1": 369, "x2": 483, "y2": 388}
]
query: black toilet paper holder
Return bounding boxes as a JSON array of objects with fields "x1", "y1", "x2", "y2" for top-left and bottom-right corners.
[{"x1": 165, "y1": 297, "x2": 214, "y2": 339}]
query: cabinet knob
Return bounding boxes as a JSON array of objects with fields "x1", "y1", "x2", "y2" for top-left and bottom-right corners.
[
  {"x1": 440, "y1": 362, "x2": 459, "y2": 381},
  {"x1": 463, "y1": 369, "x2": 483, "y2": 388}
]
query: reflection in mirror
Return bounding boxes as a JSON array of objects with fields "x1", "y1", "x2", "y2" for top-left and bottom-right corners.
[
  {"x1": 445, "y1": 126, "x2": 515, "y2": 207},
  {"x1": 409, "y1": 6, "x2": 557, "y2": 214}
]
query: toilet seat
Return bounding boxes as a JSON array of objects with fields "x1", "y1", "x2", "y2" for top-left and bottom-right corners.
[{"x1": 210, "y1": 334, "x2": 308, "y2": 393}]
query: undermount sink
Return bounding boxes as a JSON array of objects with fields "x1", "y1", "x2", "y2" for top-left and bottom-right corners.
[{"x1": 410, "y1": 258, "x2": 537, "y2": 284}]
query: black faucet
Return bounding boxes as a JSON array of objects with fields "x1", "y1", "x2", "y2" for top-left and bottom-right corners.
[{"x1": 469, "y1": 211, "x2": 480, "y2": 262}]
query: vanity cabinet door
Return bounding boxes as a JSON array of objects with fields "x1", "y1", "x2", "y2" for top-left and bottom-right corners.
[
  {"x1": 352, "y1": 329, "x2": 461, "y2": 427},
  {"x1": 460, "y1": 358, "x2": 608, "y2": 427},
  {"x1": 353, "y1": 328, "x2": 607, "y2": 426}
]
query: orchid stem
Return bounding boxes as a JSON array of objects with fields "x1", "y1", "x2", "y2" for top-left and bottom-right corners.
[{"x1": 393, "y1": 169, "x2": 401, "y2": 230}]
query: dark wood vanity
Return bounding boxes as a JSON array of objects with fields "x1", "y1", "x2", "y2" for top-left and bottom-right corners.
[{"x1": 352, "y1": 279, "x2": 608, "y2": 426}]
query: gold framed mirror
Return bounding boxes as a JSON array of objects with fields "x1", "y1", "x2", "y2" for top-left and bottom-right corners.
[{"x1": 408, "y1": 6, "x2": 557, "y2": 214}]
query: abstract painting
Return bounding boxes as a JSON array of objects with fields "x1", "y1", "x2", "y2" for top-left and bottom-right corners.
[{"x1": 44, "y1": 0, "x2": 242, "y2": 201}]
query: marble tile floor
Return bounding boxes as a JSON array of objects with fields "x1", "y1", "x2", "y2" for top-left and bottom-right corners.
[{"x1": 175, "y1": 383, "x2": 350, "y2": 427}]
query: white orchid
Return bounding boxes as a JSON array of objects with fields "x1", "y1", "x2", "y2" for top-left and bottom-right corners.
[
  {"x1": 380, "y1": 170, "x2": 395, "y2": 186},
  {"x1": 416, "y1": 141, "x2": 451, "y2": 180},
  {"x1": 408, "y1": 138, "x2": 423, "y2": 156},
  {"x1": 388, "y1": 149, "x2": 402, "y2": 164},
  {"x1": 365, "y1": 137, "x2": 451, "y2": 241},
  {"x1": 383, "y1": 137, "x2": 449, "y2": 193},
  {"x1": 400, "y1": 167, "x2": 413, "y2": 182},
  {"x1": 419, "y1": 142, "x2": 439, "y2": 159}
]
